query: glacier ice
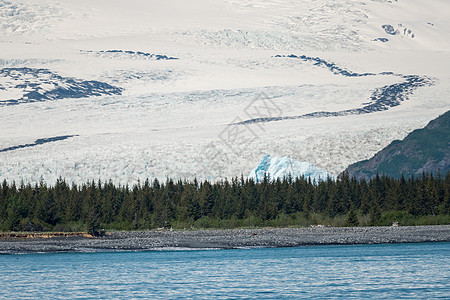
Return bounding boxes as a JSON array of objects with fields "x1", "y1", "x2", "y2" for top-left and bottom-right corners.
[
  {"x1": 0, "y1": 67, "x2": 122, "y2": 106},
  {"x1": 0, "y1": 0, "x2": 449, "y2": 186},
  {"x1": 248, "y1": 155, "x2": 333, "y2": 183}
]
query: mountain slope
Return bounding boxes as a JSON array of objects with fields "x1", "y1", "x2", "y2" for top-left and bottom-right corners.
[
  {"x1": 248, "y1": 155, "x2": 332, "y2": 182},
  {"x1": 345, "y1": 110, "x2": 450, "y2": 179}
]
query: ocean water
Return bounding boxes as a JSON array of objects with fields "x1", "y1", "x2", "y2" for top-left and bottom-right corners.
[{"x1": 1, "y1": 243, "x2": 449, "y2": 299}]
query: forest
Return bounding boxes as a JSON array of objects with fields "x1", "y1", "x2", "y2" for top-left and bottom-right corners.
[{"x1": 0, "y1": 172, "x2": 449, "y2": 233}]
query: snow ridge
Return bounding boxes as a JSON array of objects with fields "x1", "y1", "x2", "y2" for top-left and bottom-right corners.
[
  {"x1": 237, "y1": 55, "x2": 434, "y2": 125},
  {"x1": 0, "y1": 68, "x2": 122, "y2": 106},
  {"x1": 0, "y1": 135, "x2": 78, "y2": 153},
  {"x1": 81, "y1": 50, "x2": 178, "y2": 61}
]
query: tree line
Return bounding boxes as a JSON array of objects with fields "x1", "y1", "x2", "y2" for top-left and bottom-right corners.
[{"x1": 0, "y1": 172, "x2": 449, "y2": 233}]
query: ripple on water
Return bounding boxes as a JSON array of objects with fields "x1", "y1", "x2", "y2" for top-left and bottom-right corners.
[{"x1": 1, "y1": 242, "x2": 449, "y2": 299}]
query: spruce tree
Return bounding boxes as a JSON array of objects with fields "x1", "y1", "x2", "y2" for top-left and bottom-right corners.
[{"x1": 345, "y1": 208, "x2": 359, "y2": 227}]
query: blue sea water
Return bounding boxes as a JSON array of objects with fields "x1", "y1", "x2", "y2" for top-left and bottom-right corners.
[{"x1": 1, "y1": 243, "x2": 449, "y2": 299}]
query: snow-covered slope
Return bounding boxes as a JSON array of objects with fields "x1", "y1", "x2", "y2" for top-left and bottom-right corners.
[
  {"x1": 0, "y1": 0, "x2": 449, "y2": 185},
  {"x1": 248, "y1": 155, "x2": 332, "y2": 182},
  {"x1": 0, "y1": 67, "x2": 122, "y2": 106}
]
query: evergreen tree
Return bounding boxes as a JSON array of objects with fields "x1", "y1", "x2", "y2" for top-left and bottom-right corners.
[
  {"x1": 369, "y1": 203, "x2": 382, "y2": 226},
  {"x1": 0, "y1": 172, "x2": 448, "y2": 232},
  {"x1": 345, "y1": 208, "x2": 359, "y2": 227}
]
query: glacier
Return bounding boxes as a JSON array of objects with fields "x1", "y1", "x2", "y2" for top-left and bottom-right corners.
[
  {"x1": 248, "y1": 155, "x2": 333, "y2": 183},
  {"x1": 0, "y1": 0, "x2": 449, "y2": 186}
]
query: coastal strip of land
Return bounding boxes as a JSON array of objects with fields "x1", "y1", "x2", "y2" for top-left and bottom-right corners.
[{"x1": 1, "y1": 225, "x2": 449, "y2": 254}]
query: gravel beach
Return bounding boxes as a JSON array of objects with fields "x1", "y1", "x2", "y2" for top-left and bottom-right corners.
[{"x1": 1, "y1": 225, "x2": 449, "y2": 254}]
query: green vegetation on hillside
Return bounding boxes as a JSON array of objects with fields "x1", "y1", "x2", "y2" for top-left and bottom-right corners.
[
  {"x1": 346, "y1": 110, "x2": 450, "y2": 179},
  {"x1": 1, "y1": 172, "x2": 449, "y2": 232}
]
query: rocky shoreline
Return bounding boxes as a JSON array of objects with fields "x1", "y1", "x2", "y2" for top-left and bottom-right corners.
[{"x1": 1, "y1": 225, "x2": 449, "y2": 254}]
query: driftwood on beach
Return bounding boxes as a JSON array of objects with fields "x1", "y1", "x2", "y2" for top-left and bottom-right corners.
[{"x1": 0, "y1": 232, "x2": 94, "y2": 239}]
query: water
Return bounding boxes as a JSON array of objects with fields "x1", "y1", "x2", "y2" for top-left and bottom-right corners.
[{"x1": 1, "y1": 243, "x2": 449, "y2": 299}]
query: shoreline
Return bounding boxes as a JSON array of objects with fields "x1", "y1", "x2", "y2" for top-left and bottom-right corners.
[{"x1": 1, "y1": 225, "x2": 449, "y2": 254}]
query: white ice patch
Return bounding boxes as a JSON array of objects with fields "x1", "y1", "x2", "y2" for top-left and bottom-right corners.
[
  {"x1": 0, "y1": 0, "x2": 66, "y2": 35},
  {"x1": 248, "y1": 154, "x2": 333, "y2": 183}
]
